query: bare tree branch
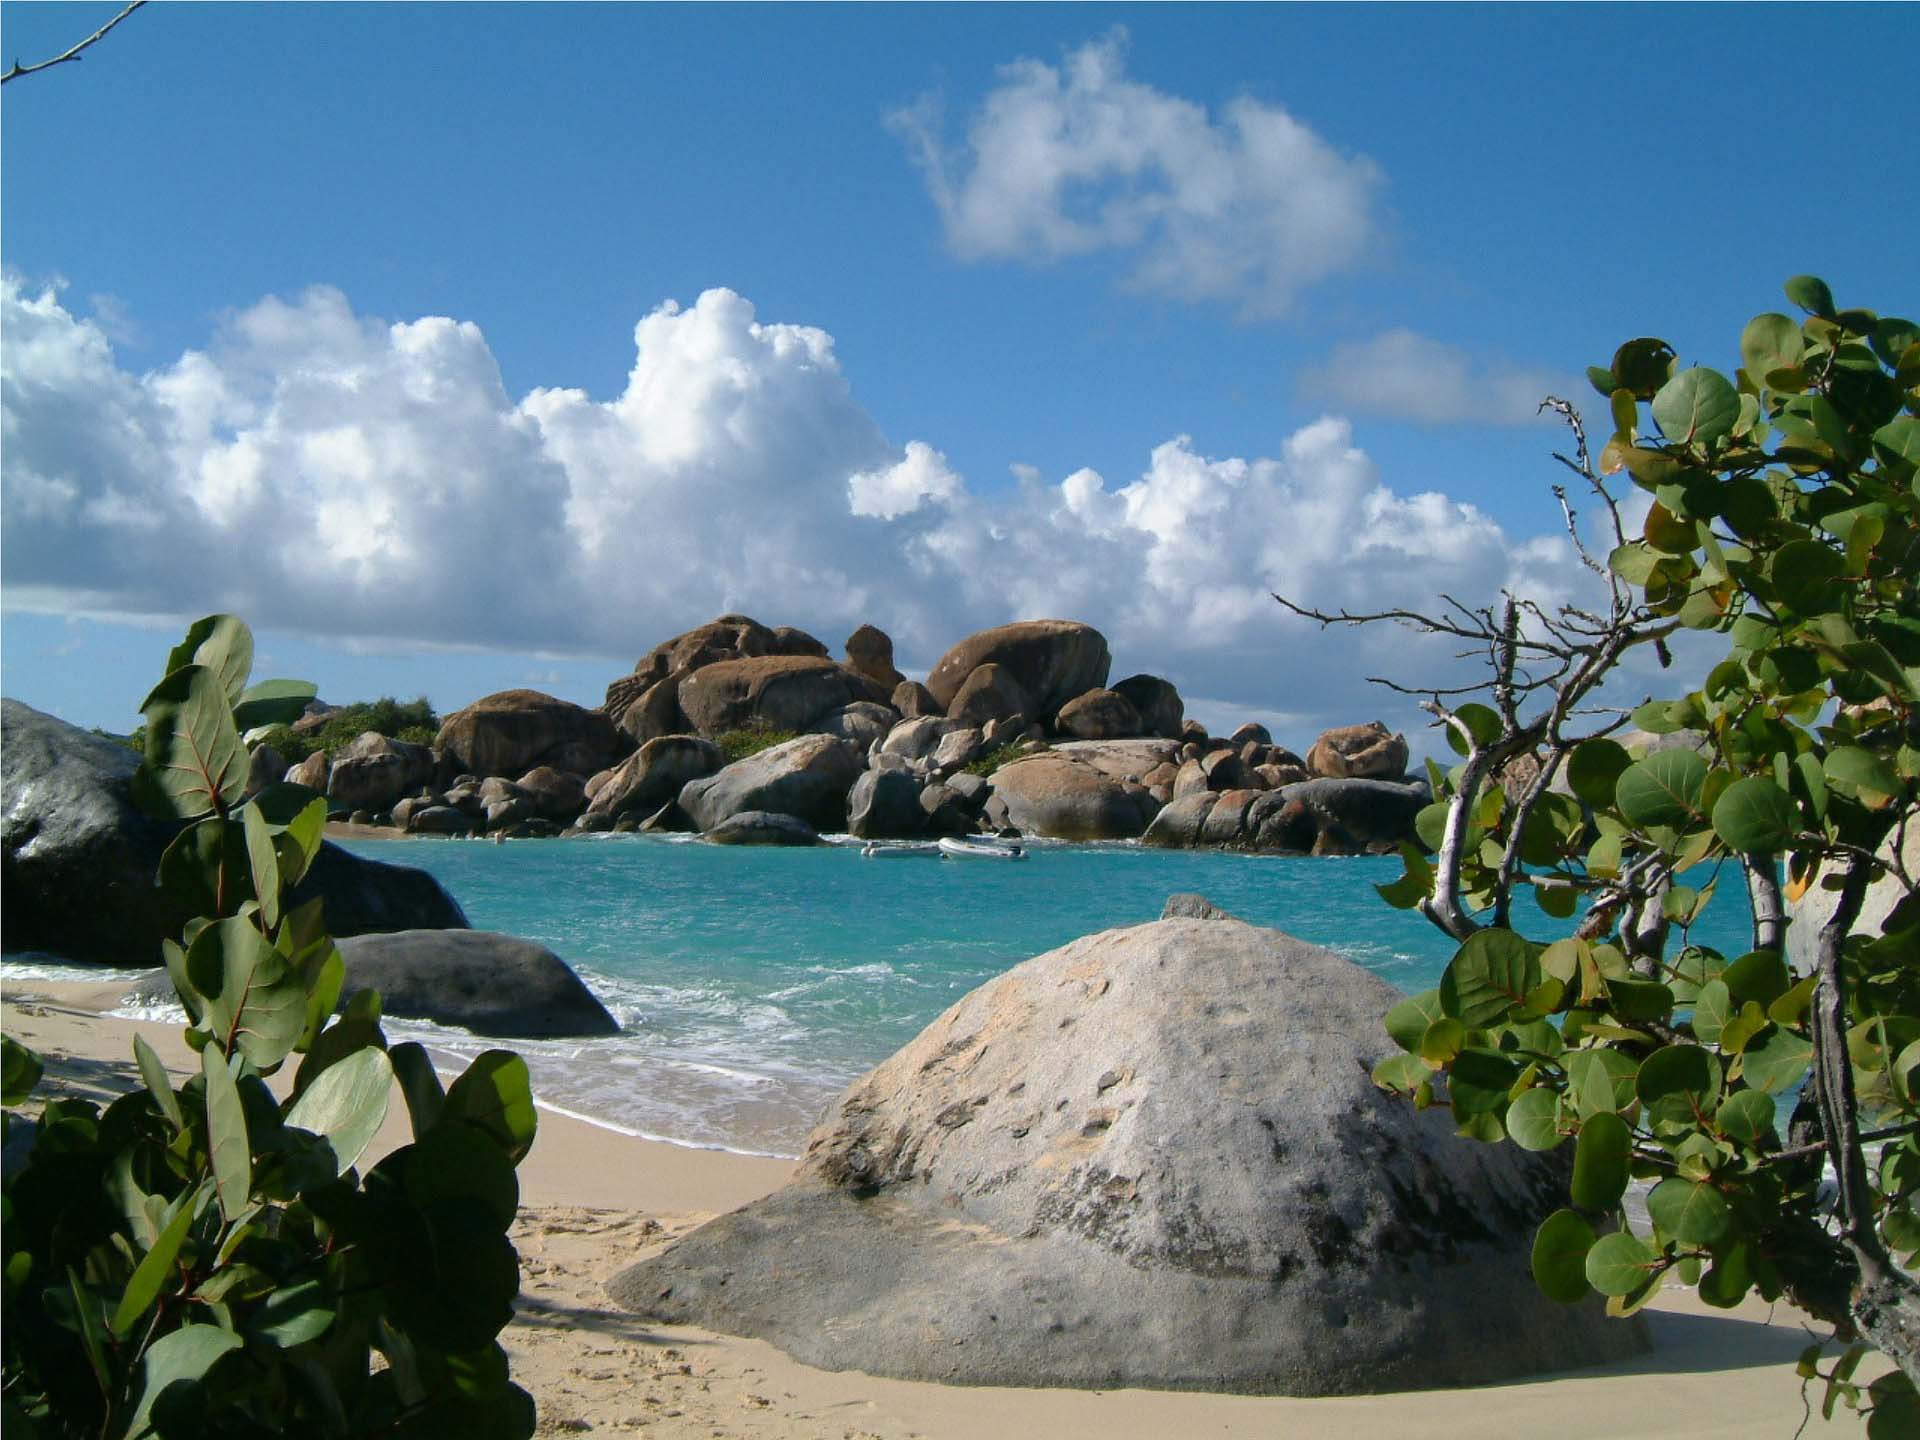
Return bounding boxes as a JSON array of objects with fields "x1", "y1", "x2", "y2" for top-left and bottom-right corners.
[{"x1": 2, "y1": 1, "x2": 146, "y2": 86}]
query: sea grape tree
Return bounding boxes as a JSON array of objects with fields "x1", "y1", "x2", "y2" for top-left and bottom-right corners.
[
  {"x1": 1283, "y1": 279, "x2": 1919, "y2": 1426},
  {"x1": 1, "y1": 616, "x2": 538, "y2": 1438}
]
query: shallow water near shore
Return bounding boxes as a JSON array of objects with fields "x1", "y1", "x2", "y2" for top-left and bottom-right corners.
[
  {"x1": 315, "y1": 835, "x2": 1757, "y2": 1157},
  {"x1": 12, "y1": 835, "x2": 1756, "y2": 1157}
]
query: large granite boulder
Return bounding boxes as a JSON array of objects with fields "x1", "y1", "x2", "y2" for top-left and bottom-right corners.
[
  {"x1": 613, "y1": 914, "x2": 1645, "y2": 1393},
  {"x1": 585, "y1": 735, "x2": 724, "y2": 822},
  {"x1": 925, "y1": 621, "x2": 1111, "y2": 724},
  {"x1": 677, "y1": 734, "x2": 864, "y2": 834},
  {"x1": 1055, "y1": 688, "x2": 1143, "y2": 741},
  {"x1": 843, "y1": 624, "x2": 906, "y2": 695},
  {"x1": 677, "y1": 656, "x2": 875, "y2": 737},
  {"x1": 1111, "y1": 674, "x2": 1184, "y2": 740},
  {"x1": 847, "y1": 768, "x2": 926, "y2": 840},
  {"x1": 327, "y1": 732, "x2": 434, "y2": 814},
  {"x1": 946, "y1": 662, "x2": 1031, "y2": 731},
  {"x1": 435, "y1": 690, "x2": 626, "y2": 780},
  {"x1": 815, "y1": 702, "x2": 895, "y2": 753},
  {"x1": 129, "y1": 929, "x2": 616, "y2": 1038},
  {"x1": 1306, "y1": 721, "x2": 1409, "y2": 781},
  {"x1": 2, "y1": 700, "x2": 467, "y2": 966},
  {"x1": 987, "y1": 753, "x2": 1158, "y2": 840}
]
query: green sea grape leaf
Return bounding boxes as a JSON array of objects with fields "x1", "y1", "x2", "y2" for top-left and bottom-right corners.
[
  {"x1": 1743, "y1": 1025, "x2": 1814, "y2": 1094},
  {"x1": 133, "y1": 1034, "x2": 184, "y2": 1131},
  {"x1": 1636, "y1": 1045, "x2": 1722, "y2": 1131},
  {"x1": 202, "y1": 1046, "x2": 251, "y2": 1224},
  {"x1": 1716, "y1": 1088, "x2": 1779, "y2": 1148},
  {"x1": 1572, "y1": 1111, "x2": 1632, "y2": 1211},
  {"x1": 1653, "y1": 368, "x2": 1740, "y2": 447},
  {"x1": 125, "y1": 1323, "x2": 245, "y2": 1440},
  {"x1": 389, "y1": 1041, "x2": 447, "y2": 1139},
  {"x1": 1568, "y1": 739, "x2": 1632, "y2": 809},
  {"x1": 232, "y1": 677, "x2": 318, "y2": 734},
  {"x1": 140, "y1": 665, "x2": 248, "y2": 820},
  {"x1": 1440, "y1": 929, "x2": 1541, "y2": 1029},
  {"x1": 111, "y1": 1181, "x2": 207, "y2": 1337},
  {"x1": 1384, "y1": 989, "x2": 1446, "y2": 1054},
  {"x1": 1532, "y1": 1210, "x2": 1596, "y2": 1303},
  {"x1": 1567, "y1": 1048, "x2": 1640, "y2": 1119},
  {"x1": 286, "y1": 1045, "x2": 393, "y2": 1176},
  {"x1": 242, "y1": 802, "x2": 282, "y2": 931},
  {"x1": 1616, "y1": 749, "x2": 1708, "y2": 831},
  {"x1": 1585, "y1": 1231, "x2": 1662, "y2": 1297},
  {"x1": 1506, "y1": 1087, "x2": 1565, "y2": 1151},
  {"x1": 187, "y1": 916, "x2": 306, "y2": 1069},
  {"x1": 1647, "y1": 1177, "x2": 1732, "y2": 1247},
  {"x1": 163, "y1": 614, "x2": 254, "y2": 705},
  {"x1": 441, "y1": 1050, "x2": 538, "y2": 1164},
  {"x1": 2, "y1": 1034, "x2": 44, "y2": 1106},
  {"x1": 1711, "y1": 776, "x2": 1799, "y2": 853}
]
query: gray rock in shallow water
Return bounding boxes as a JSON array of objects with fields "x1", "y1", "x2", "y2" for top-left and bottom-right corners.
[
  {"x1": 334, "y1": 929, "x2": 616, "y2": 1036},
  {"x1": 612, "y1": 917, "x2": 1646, "y2": 1394},
  {"x1": 1160, "y1": 891, "x2": 1239, "y2": 921},
  {"x1": 125, "y1": 928, "x2": 615, "y2": 1038},
  {"x1": 703, "y1": 811, "x2": 821, "y2": 846},
  {"x1": 1, "y1": 700, "x2": 467, "y2": 966}
]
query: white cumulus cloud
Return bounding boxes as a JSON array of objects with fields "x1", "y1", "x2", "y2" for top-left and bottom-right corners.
[
  {"x1": 3, "y1": 274, "x2": 1613, "y2": 746},
  {"x1": 1301, "y1": 328, "x2": 1577, "y2": 425},
  {"x1": 891, "y1": 30, "x2": 1383, "y2": 317}
]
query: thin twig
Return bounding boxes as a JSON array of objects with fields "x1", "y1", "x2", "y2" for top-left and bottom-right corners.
[{"x1": 2, "y1": 1, "x2": 146, "y2": 85}]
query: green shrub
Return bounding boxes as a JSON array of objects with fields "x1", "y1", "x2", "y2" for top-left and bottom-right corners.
[
  {"x1": 249, "y1": 696, "x2": 440, "y2": 766},
  {"x1": 715, "y1": 723, "x2": 801, "y2": 763},
  {"x1": 1, "y1": 617, "x2": 535, "y2": 1437}
]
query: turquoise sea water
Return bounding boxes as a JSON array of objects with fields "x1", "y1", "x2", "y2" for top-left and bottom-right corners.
[{"x1": 298, "y1": 835, "x2": 1758, "y2": 1157}]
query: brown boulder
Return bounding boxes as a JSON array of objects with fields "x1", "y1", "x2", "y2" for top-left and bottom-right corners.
[
  {"x1": 586, "y1": 734, "x2": 725, "y2": 821},
  {"x1": 771, "y1": 626, "x2": 831, "y2": 658},
  {"x1": 436, "y1": 690, "x2": 627, "y2": 779},
  {"x1": 925, "y1": 620, "x2": 1111, "y2": 723},
  {"x1": 1306, "y1": 721, "x2": 1409, "y2": 780},
  {"x1": 676, "y1": 656, "x2": 865, "y2": 737},
  {"x1": 513, "y1": 766, "x2": 588, "y2": 822},
  {"x1": 946, "y1": 662, "x2": 1031, "y2": 730},
  {"x1": 844, "y1": 624, "x2": 907, "y2": 694},
  {"x1": 1055, "y1": 688, "x2": 1144, "y2": 741},
  {"x1": 1111, "y1": 674, "x2": 1184, "y2": 739},
  {"x1": 286, "y1": 750, "x2": 330, "y2": 792},
  {"x1": 986, "y1": 754, "x2": 1157, "y2": 840},
  {"x1": 892, "y1": 680, "x2": 939, "y2": 718}
]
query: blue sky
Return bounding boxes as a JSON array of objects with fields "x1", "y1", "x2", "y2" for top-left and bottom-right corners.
[{"x1": 3, "y1": 2, "x2": 1915, "y2": 745}]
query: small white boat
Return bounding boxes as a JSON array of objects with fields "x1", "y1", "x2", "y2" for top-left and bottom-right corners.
[
  {"x1": 937, "y1": 836, "x2": 1028, "y2": 861},
  {"x1": 860, "y1": 842, "x2": 935, "y2": 859}
]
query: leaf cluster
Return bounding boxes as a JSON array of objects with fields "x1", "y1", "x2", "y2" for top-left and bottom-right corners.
[
  {"x1": 2, "y1": 618, "x2": 537, "y2": 1438},
  {"x1": 1371, "y1": 279, "x2": 1920, "y2": 1411}
]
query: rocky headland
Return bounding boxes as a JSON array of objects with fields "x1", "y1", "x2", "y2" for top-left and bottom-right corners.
[{"x1": 272, "y1": 615, "x2": 1430, "y2": 855}]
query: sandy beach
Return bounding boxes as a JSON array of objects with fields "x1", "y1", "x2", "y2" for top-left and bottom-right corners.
[{"x1": 1, "y1": 979, "x2": 1875, "y2": 1439}]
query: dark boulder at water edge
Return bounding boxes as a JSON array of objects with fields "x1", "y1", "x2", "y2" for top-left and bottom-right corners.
[
  {"x1": 612, "y1": 910, "x2": 1646, "y2": 1393},
  {"x1": 1, "y1": 699, "x2": 468, "y2": 967},
  {"x1": 126, "y1": 929, "x2": 617, "y2": 1039}
]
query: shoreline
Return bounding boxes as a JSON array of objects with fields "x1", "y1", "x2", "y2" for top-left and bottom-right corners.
[{"x1": 0, "y1": 980, "x2": 1880, "y2": 1437}]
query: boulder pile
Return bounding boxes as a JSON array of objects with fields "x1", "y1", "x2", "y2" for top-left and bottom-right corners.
[{"x1": 271, "y1": 616, "x2": 1427, "y2": 854}]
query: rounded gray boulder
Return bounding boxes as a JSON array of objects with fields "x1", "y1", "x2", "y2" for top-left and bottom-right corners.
[{"x1": 613, "y1": 915, "x2": 1646, "y2": 1394}]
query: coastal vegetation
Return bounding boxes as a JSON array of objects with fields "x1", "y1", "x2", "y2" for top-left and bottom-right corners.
[
  {"x1": 1324, "y1": 279, "x2": 1920, "y2": 1422},
  {"x1": 1, "y1": 618, "x2": 537, "y2": 1437},
  {"x1": 252, "y1": 696, "x2": 440, "y2": 765}
]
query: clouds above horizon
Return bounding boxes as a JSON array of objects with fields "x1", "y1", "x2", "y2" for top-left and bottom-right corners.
[
  {"x1": 2, "y1": 275, "x2": 1619, "y2": 739},
  {"x1": 890, "y1": 30, "x2": 1382, "y2": 317},
  {"x1": 1300, "y1": 329, "x2": 1578, "y2": 427}
]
